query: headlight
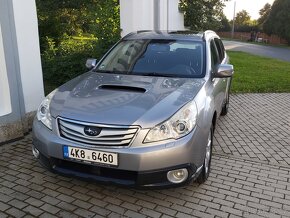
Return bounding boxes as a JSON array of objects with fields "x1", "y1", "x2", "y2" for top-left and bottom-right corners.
[
  {"x1": 37, "y1": 89, "x2": 57, "y2": 130},
  {"x1": 144, "y1": 101, "x2": 198, "y2": 143}
]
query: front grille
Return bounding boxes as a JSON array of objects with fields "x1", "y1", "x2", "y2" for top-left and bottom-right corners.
[{"x1": 58, "y1": 118, "x2": 138, "y2": 147}]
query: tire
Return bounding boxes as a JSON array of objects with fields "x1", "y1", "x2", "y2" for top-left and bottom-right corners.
[
  {"x1": 221, "y1": 78, "x2": 232, "y2": 116},
  {"x1": 197, "y1": 125, "x2": 213, "y2": 184},
  {"x1": 220, "y1": 90, "x2": 230, "y2": 116}
]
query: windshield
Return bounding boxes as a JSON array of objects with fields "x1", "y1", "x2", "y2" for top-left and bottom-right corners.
[{"x1": 96, "y1": 39, "x2": 205, "y2": 78}]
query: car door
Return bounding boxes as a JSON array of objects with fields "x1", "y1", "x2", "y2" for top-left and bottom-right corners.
[
  {"x1": 214, "y1": 38, "x2": 231, "y2": 104},
  {"x1": 210, "y1": 39, "x2": 226, "y2": 115}
]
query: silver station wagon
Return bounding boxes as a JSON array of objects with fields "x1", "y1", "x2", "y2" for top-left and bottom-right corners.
[{"x1": 32, "y1": 30, "x2": 234, "y2": 188}]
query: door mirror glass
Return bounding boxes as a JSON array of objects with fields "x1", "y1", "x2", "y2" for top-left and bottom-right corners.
[
  {"x1": 213, "y1": 64, "x2": 234, "y2": 78},
  {"x1": 85, "y1": 58, "x2": 98, "y2": 70}
]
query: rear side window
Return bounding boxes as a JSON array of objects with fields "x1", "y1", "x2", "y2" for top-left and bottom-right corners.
[
  {"x1": 214, "y1": 38, "x2": 225, "y2": 62},
  {"x1": 210, "y1": 40, "x2": 220, "y2": 69}
]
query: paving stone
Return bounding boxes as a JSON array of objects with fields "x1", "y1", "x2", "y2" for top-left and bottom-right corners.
[
  {"x1": 39, "y1": 212, "x2": 58, "y2": 218},
  {"x1": 25, "y1": 197, "x2": 44, "y2": 207},
  {"x1": 23, "y1": 205, "x2": 43, "y2": 216},
  {"x1": 56, "y1": 194, "x2": 75, "y2": 203},
  {"x1": 74, "y1": 208, "x2": 95, "y2": 218},
  {"x1": 90, "y1": 205, "x2": 111, "y2": 216},
  {"x1": 0, "y1": 193, "x2": 13, "y2": 203},
  {"x1": 88, "y1": 198, "x2": 108, "y2": 208},
  {"x1": 136, "y1": 200, "x2": 156, "y2": 209},
  {"x1": 0, "y1": 212, "x2": 8, "y2": 218},
  {"x1": 42, "y1": 196, "x2": 60, "y2": 206},
  {"x1": 5, "y1": 207, "x2": 26, "y2": 217},
  {"x1": 139, "y1": 208, "x2": 162, "y2": 218},
  {"x1": 120, "y1": 202, "x2": 141, "y2": 212},
  {"x1": 0, "y1": 201, "x2": 10, "y2": 212},
  {"x1": 155, "y1": 205, "x2": 177, "y2": 216},
  {"x1": 56, "y1": 211, "x2": 79, "y2": 218},
  {"x1": 40, "y1": 203, "x2": 60, "y2": 214},
  {"x1": 206, "y1": 207, "x2": 229, "y2": 218},
  {"x1": 72, "y1": 199, "x2": 92, "y2": 210},
  {"x1": 8, "y1": 199, "x2": 28, "y2": 209},
  {"x1": 105, "y1": 204, "x2": 126, "y2": 215},
  {"x1": 124, "y1": 210, "x2": 146, "y2": 218},
  {"x1": 57, "y1": 201, "x2": 77, "y2": 212}
]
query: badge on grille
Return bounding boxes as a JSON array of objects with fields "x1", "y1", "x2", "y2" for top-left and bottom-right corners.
[{"x1": 84, "y1": 126, "x2": 101, "y2": 136}]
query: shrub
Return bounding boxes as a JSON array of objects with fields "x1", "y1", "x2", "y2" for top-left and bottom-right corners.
[{"x1": 41, "y1": 35, "x2": 119, "y2": 93}]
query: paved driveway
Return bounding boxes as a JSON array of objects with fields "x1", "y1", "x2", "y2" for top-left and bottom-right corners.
[
  {"x1": 0, "y1": 93, "x2": 290, "y2": 218},
  {"x1": 223, "y1": 40, "x2": 290, "y2": 62}
]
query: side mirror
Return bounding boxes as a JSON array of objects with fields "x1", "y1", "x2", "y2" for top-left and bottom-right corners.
[
  {"x1": 85, "y1": 58, "x2": 98, "y2": 70},
  {"x1": 213, "y1": 64, "x2": 234, "y2": 78}
]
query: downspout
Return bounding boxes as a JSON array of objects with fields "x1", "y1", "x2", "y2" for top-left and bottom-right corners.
[
  {"x1": 154, "y1": 0, "x2": 160, "y2": 30},
  {"x1": 167, "y1": 0, "x2": 169, "y2": 30}
]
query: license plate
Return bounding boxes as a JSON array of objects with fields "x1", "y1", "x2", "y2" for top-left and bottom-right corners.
[{"x1": 63, "y1": 146, "x2": 118, "y2": 166}]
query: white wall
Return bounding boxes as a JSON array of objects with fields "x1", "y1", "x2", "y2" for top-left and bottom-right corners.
[
  {"x1": 0, "y1": 23, "x2": 12, "y2": 116},
  {"x1": 120, "y1": 0, "x2": 154, "y2": 37},
  {"x1": 168, "y1": 0, "x2": 185, "y2": 30},
  {"x1": 12, "y1": 0, "x2": 44, "y2": 113},
  {"x1": 159, "y1": 0, "x2": 168, "y2": 30},
  {"x1": 120, "y1": 0, "x2": 184, "y2": 37}
]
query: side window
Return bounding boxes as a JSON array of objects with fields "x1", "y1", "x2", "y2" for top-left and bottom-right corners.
[
  {"x1": 214, "y1": 38, "x2": 224, "y2": 62},
  {"x1": 210, "y1": 40, "x2": 220, "y2": 70},
  {"x1": 219, "y1": 39, "x2": 225, "y2": 55}
]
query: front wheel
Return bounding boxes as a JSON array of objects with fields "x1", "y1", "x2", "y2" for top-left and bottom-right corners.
[
  {"x1": 197, "y1": 125, "x2": 213, "y2": 184},
  {"x1": 220, "y1": 90, "x2": 230, "y2": 116}
]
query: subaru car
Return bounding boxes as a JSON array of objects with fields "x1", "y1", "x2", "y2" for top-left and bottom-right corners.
[{"x1": 32, "y1": 30, "x2": 233, "y2": 188}]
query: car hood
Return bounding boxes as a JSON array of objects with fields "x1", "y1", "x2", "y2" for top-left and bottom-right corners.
[{"x1": 50, "y1": 72, "x2": 205, "y2": 128}]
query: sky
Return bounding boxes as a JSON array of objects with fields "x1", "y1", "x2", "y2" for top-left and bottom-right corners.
[{"x1": 223, "y1": 0, "x2": 275, "y2": 20}]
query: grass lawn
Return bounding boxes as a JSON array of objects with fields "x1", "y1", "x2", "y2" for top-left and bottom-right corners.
[{"x1": 228, "y1": 51, "x2": 290, "y2": 93}]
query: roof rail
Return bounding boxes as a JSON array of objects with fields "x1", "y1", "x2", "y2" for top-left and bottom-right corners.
[
  {"x1": 136, "y1": 30, "x2": 152, "y2": 34},
  {"x1": 203, "y1": 30, "x2": 217, "y2": 40},
  {"x1": 123, "y1": 30, "x2": 155, "y2": 39},
  {"x1": 123, "y1": 31, "x2": 137, "y2": 39}
]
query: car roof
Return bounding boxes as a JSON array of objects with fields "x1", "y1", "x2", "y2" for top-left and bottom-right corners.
[{"x1": 123, "y1": 30, "x2": 207, "y2": 41}]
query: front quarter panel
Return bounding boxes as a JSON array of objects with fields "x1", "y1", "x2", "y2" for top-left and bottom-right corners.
[{"x1": 195, "y1": 83, "x2": 215, "y2": 133}]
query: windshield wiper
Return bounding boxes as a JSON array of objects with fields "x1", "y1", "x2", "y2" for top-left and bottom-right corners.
[
  {"x1": 95, "y1": 70, "x2": 178, "y2": 78},
  {"x1": 94, "y1": 70, "x2": 112, "y2": 73},
  {"x1": 139, "y1": 72, "x2": 177, "y2": 78},
  {"x1": 94, "y1": 69, "x2": 126, "y2": 74}
]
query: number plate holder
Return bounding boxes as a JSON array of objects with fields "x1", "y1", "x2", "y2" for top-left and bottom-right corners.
[{"x1": 63, "y1": 145, "x2": 118, "y2": 166}]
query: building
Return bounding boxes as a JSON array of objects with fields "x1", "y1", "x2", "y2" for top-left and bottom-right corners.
[
  {"x1": 120, "y1": 0, "x2": 184, "y2": 37},
  {"x1": 0, "y1": 0, "x2": 44, "y2": 143},
  {"x1": 0, "y1": 0, "x2": 184, "y2": 143}
]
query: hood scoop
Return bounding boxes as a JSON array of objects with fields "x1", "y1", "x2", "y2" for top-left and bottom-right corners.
[{"x1": 98, "y1": 85, "x2": 146, "y2": 93}]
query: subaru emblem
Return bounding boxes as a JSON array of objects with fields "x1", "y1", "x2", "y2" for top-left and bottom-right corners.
[{"x1": 84, "y1": 126, "x2": 101, "y2": 136}]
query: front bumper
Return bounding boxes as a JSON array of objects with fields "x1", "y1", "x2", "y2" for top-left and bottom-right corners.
[
  {"x1": 32, "y1": 118, "x2": 207, "y2": 188},
  {"x1": 35, "y1": 149, "x2": 202, "y2": 188}
]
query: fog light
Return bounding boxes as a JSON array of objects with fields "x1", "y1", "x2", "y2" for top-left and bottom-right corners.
[
  {"x1": 167, "y1": 168, "x2": 188, "y2": 184},
  {"x1": 32, "y1": 146, "x2": 40, "y2": 159}
]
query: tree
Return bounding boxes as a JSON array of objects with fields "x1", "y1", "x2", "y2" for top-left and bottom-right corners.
[
  {"x1": 218, "y1": 14, "x2": 231, "y2": 32},
  {"x1": 257, "y1": 3, "x2": 271, "y2": 27},
  {"x1": 235, "y1": 10, "x2": 251, "y2": 26},
  {"x1": 36, "y1": 0, "x2": 121, "y2": 90},
  {"x1": 36, "y1": 0, "x2": 120, "y2": 49},
  {"x1": 179, "y1": 0, "x2": 227, "y2": 31},
  {"x1": 263, "y1": 0, "x2": 290, "y2": 44},
  {"x1": 232, "y1": 10, "x2": 258, "y2": 32}
]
